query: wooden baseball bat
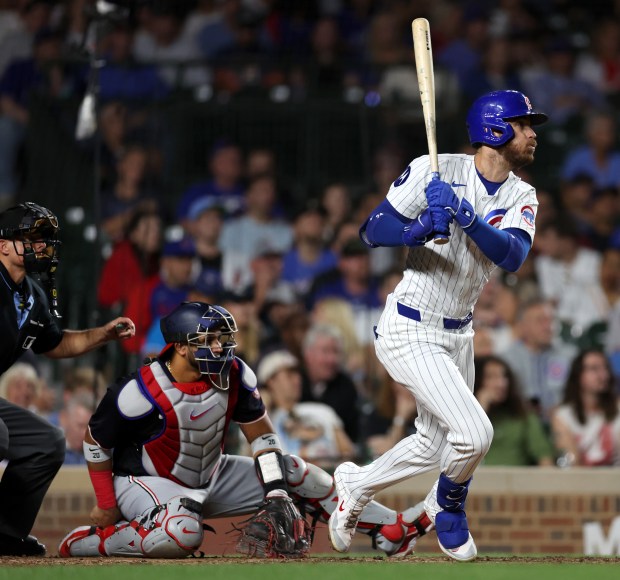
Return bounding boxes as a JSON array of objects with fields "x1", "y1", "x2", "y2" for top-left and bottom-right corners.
[{"x1": 412, "y1": 17, "x2": 448, "y2": 244}]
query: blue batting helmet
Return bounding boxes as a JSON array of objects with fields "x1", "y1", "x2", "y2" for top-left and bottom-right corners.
[
  {"x1": 466, "y1": 90, "x2": 548, "y2": 147},
  {"x1": 160, "y1": 301, "x2": 238, "y2": 390}
]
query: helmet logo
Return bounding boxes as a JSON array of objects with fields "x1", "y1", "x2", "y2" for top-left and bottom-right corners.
[{"x1": 524, "y1": 95, "x2": 532, "y2": 111}]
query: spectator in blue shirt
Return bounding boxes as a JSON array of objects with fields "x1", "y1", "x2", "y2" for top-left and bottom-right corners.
[
  {"x1": 523, "y1": 37, "x2": 605, "y2": 126},
  {"x1": 307, "y1": 237, "x2": 382, "y2": 347},
  {"x1": 560, "y1": 110, "x2": 620, "y2": 189},
  {"x1": 97, "y1": 22, "x2": 169, "y2": 103},
  {"x1": 176, "y1": 139, "x2": 245, "y2": 226},
  {"x1": 282, "y1": 205, "x2": 337, "y2": 298}
]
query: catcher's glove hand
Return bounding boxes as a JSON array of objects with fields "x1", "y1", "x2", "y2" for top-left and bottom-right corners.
[{"x1": 236, "y1": 490, "x2": 311, "y2": 558}]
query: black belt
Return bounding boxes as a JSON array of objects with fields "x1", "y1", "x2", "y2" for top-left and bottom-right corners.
[{"x1": 397, "y1": 302, "x2": 472, "y2": 330}]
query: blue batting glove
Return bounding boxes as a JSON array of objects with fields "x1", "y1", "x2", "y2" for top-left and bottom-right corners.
[
  {"x1": 425, "y1": 180, "x2": 459, "y2": 212},
  {"x1": 447, "y1": 197, "x2": 477, "y2": 229},
  {"x1": 402, "y1": 208, "x2": 434, "y2": 246},
  {"x1": 429, "y1": 206, "x2": 453, "y2": 236}
]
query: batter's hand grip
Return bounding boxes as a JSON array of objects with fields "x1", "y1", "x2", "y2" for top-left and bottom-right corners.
[{"x1": 428, "y1": 173, "x2": 449, "y2": 245}]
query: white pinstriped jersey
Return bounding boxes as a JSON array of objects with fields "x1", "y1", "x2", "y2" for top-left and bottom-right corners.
[{"x1": 387, "y1": 154, "x2": 538, "y2": 319}]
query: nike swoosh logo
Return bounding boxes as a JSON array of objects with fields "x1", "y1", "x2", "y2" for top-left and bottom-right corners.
[
  {"x1": 182, "y1": 527, "x2": 198, "y2": 534},
  {"x1": 88, "y1": 447, "x2": 99, "y2": 453},
  {"x1": 451, "y1": 182, "x2": 466, "y2": 188},
  {"x1": 338, "y1": 500, "x2": 345, "y2": 512},
  {"x1": 189, "y1": 405, "x2": 216, "y2": 421}
]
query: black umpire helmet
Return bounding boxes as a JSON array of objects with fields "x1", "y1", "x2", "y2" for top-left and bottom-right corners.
[{"x1": 0, "y1": 201, "x2": 61, "y2": 274}]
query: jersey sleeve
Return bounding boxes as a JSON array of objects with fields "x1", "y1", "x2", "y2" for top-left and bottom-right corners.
[
  {"x1": 497, "y1": 185, "x2": 538, "y2": 242},
  {"x1": 231, "y1": 357, "x2": 266, "y2": 423},
  {"x1": 88, "y1": 376, "x2": 144, "y2": 449},
  {"x1": 385, "y1": 156, "x2": 432, "y2": 219}
]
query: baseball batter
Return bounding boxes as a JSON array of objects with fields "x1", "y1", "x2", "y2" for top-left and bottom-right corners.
[
  {"x1": 59, "y1": 301, "x2": 431, "y2": 559},
  {"x1": 328, "y1": 90, "x2": 547, "y2": 561}
]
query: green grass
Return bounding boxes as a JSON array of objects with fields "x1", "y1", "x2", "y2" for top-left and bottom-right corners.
[{"x1": 2, "y1": 557, "x2": 620, "y2": 580}]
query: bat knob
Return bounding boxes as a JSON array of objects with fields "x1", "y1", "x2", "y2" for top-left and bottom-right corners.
[{"x1": 433, "y1": 234, "x2": 449, "y2": 245}]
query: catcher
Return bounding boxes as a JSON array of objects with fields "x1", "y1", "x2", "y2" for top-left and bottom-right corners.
[{"x1": 60, "y1": 301, "x2": 433, "y2": 559}]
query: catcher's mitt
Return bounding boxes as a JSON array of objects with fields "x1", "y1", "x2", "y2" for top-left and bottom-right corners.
[{"x1": 236, "y1": 490, "x2": 311, "y2": 558}]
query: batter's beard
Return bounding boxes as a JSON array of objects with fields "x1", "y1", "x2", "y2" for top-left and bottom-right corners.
[{"x1": 503, "y1": 141, "x2": 535, "y2": 169}]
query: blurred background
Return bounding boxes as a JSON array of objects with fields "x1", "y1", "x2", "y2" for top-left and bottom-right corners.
[{"x1": 2, "y1": 0, "x2": 620, "y2": 475}]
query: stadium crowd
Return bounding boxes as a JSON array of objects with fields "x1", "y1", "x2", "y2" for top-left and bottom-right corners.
[{"x1": 1, "y1": 0, "x2": 620, "y2": 470}]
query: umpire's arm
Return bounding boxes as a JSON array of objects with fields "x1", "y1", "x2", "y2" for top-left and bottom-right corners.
[{"x1": 44, "y1": 317, "x2": 135, "y2": 358}]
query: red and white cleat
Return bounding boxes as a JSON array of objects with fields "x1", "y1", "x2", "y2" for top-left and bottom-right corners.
[{"x1": 374, "y1": 503, "x2": 435, "y2": 559}]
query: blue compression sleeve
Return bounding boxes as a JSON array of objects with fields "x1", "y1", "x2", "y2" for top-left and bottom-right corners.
[
  {"x1": 360, "y1": 199, "x2": 409, "y2": 247},
  {"x1": 464, "y1": 218, "x2": 531, "y2": 272}
]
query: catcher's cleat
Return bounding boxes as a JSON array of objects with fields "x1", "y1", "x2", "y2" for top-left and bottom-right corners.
[
  {"x1": 0, "y1": 533, "x2": 46, "y2": 556},
  {"x1": 328, "y1": 462, "x2": 370, "y2": 553},
  {"x1": 435, "y1": 510, "x2": 477, "y2": 562},
  {"x1": 374, "y1": 505, "x2": 434, "y2": 558}
]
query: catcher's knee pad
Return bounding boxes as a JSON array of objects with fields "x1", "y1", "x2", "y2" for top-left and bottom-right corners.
[
  {"x1": 284, "y1": 455, "x2": 333, "y2": 499},
  {"x1": 141, "y1": 497, "x2": 205, "y2": 558},
  {"x1": 59, "y1": 522, "x2": 146, "y2": 557},
  {"x1": 59, "y1": 498, "x2": 205, "y2": 558}
]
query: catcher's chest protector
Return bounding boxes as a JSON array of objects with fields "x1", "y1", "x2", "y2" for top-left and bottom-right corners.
[{"x1": 137, "y1": 362, "x2": 229, "y2": 487}]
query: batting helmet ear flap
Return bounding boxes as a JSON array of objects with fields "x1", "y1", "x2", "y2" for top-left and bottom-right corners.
[{"x1": 470, "y1": 117, "x2": 515, "y2": 148}]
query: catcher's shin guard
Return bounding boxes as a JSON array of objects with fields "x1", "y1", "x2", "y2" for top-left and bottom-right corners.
[
  {"x1": 284, "y1": 454, "x2": 334, "y2": 499},
  {"x1": 59, "y1": 497, "x2": 204, "y2": 558}
]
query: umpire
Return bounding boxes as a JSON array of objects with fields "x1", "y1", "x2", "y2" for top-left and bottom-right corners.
[{"x1": 0, "y1": 202, "x2": 135, "y2": 556}]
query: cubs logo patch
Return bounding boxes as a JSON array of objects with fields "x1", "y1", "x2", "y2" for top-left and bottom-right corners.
[
  {"x1": 521, "y1": 205, "x2": 535, "y2": 227},
  {"x1": 393, "y1": 166, "x2": 410, "y2": 187},
  {"x1": 483, "y1": 209, "x2": 507, "y2": 228}
]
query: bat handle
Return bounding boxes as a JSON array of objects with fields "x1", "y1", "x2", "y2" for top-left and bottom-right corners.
[{"x1": 429, "y1": 172, "x2": 449, "y2": 245}]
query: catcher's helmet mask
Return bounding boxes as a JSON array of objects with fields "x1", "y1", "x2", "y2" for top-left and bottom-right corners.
[
  {"x1": 466, "y1": 90, "x2": 548, "y2": 148},
  {"x1": 160, "y1": 302, "x2": 238, "y2": 390},
  {"x1": 0, "y1": 202, "x2": 61, "y2": 274}
]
